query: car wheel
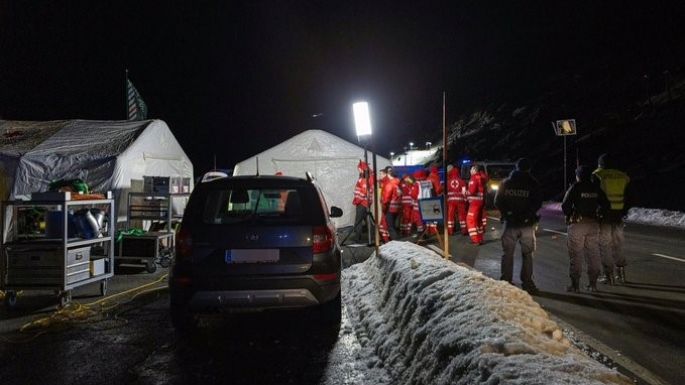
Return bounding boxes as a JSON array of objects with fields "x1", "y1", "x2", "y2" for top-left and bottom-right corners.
[{"x1": 319, "y1": 292, "x2": 342, "y2": 324}]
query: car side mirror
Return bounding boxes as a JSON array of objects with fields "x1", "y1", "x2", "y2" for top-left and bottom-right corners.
[{"x1": 330, "y1": 206, "x2": 343, "y2": 218}]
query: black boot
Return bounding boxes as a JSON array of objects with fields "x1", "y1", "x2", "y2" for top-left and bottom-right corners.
[
  {"x1": 616, "y1": 267, "x2": 626, "y2": 284},
  {"x1": 598, "y1": 271, "x2": 614, "y2": 285},
  {"x1": 586, "y1": 278, "x2": 598, "y2": 293},
  {"x1": 522, "y1": 281, "x2": 539, "y2": 295},
  {"x1": 566, "y1": 278, "x2": 580, "y2": 293}
]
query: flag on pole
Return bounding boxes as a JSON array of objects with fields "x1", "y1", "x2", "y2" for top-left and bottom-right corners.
[{"x1": 126, "y1": 77, "x2": 148, "y2": 120}]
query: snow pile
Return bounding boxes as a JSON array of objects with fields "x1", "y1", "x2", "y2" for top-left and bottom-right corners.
[
  {"x1": 625, "y1": 207, "x2": 685, "y2": 229},
  {"x1": 343, "y1": 242, "x2": 632, "y2": 385},
  {"x1": 543, "y1": 202, "x2": 685, "y2": 229}
]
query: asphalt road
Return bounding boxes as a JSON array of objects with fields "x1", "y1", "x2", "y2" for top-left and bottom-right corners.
[
  {"x1": 0, "y1": 287, "x2": 372, "y2": 385},
  {"x1": 448, "y1": 207, "x2": 685, "y2": 385}
]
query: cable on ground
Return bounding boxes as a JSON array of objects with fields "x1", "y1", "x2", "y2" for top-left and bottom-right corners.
[{"x1": 0, "y1": 274, "x2": 169, "y2": 343}]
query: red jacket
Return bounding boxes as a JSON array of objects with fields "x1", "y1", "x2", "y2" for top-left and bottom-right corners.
[
  {"x1": 353, "y1": 177, "x2": 370, "y2": 207},
  {"x1": 401, "y1": 179, "x2": 414, "y2": 207},
  {"x1": 429, "y1": 166, "x2": 443, "y2": 196},
  {"x1": 447, "y1": 167, "x2": 466, "y2": 202},
  {"x1": 467, "y1": 172, "x2": 486, "y2": 201},
  {"x1": 410, "y1": 181, "x2": 421, "y2": 211},
  {"x1": 382, "y1": 176, "x2": 401, "y2": 213},
  {"x1": 353, "y1": 174, "x2": 375, "y2": 207}
]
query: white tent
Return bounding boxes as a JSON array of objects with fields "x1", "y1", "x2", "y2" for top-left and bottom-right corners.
[
  {"x1": 0, "y1": 119, "x2": 193, "y2": 222},
  {"x1": 233, "y1": 129, "x2": 391, "y2": 228}
]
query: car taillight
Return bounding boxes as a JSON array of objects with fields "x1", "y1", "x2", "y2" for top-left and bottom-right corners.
[
  {"x1": 313, "y1": 273, "x2": 338, "y2": 282},
  {"x1": 176, "y1": 227, "x2": 193, "y2": 259},
  {"x1": 312, "y1": 225, "x2": 333, "y2": 254}
]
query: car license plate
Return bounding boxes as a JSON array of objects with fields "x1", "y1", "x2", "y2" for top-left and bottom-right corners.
[{"x1": 225, "y1": 249, "x2": 280, "y2": 264}]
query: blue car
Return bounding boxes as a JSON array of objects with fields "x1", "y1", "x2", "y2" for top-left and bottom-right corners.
[{"x1": 169, "y1": 174, "x2": 343, "y2": 331}]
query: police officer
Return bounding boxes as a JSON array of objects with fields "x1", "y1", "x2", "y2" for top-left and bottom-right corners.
[
  {"x1": 562, "y1": 165, "x2": 610, "y2": 293},
  {"x1": 592, "y1": 153, "x2": 631, "y2": 284},
  {"x1": 494, "y1": 158, "x2": 543, "y2": 294}
]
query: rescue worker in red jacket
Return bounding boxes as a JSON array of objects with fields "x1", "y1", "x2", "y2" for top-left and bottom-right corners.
[
  {"x1": 380, "y1": 166, "x2": 401, "y2": 241},
  {"x1": 411, "y1": 170, "x2": 428, "y2": 233},
  {"x1": 400, "y1": 174, "x2": 415, "y2": 236},
  {"x1": 446, "y1": 165, "x2": 468, "y2": 235},
  {"x1": 479, "y1": 167, "x2": 489, "y2": 233},
  {"x1": 428, "y1": 165, "x2": 443, "y2": 196},
  {"x1": 352, "y1": 161, "x2": 374, "y2": 242},
  {"x1": 466, "y1": 164, "x2": 487, "y2": 245}
]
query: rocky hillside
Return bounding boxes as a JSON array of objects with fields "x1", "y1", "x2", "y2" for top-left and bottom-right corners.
[{"x1": 443, "y1": 68, "x2": 685, "y2": 211}]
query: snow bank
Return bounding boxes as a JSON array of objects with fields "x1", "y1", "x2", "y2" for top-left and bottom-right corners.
[
  {"x1": 543, "y1": 202, "x2": 685, "y2": 229},
  {"x1": 625, "y1": 207, "x2": 685, "y2": 229},
  {"x1": 343, "y1": 242, "x2": 631, "y2": 385}
]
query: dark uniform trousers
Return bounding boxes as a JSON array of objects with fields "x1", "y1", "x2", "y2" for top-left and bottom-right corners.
[
  {"x1": 567, "y1": 222, "x2": 601, "y2": 281},
  {"x1": 500, "y1": 223, "x2": 536, "y2": 284},
  {"x1": 599, "y1": 222, "x2": 626, "y2": 273}
]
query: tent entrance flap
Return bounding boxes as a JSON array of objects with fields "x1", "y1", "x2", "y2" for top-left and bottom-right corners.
[{"x1": 273, "y1": 158, "x2": 360, "y2": 228}]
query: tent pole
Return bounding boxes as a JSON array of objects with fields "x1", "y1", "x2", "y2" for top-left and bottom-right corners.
[
  {"x1": 363, "y1": 144, "x2": 372, "y2": 246},
  {"x1": 371, "y1": 145, "x2": 380, "y2": 255}
]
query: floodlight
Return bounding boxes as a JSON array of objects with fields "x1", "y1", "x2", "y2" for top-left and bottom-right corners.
[
  {"x1": 353, "y1": 102, "x2": 372, "y2": 137},
  {"x1": 390, "y1": 151, "x2": 395, "y2": 157}
]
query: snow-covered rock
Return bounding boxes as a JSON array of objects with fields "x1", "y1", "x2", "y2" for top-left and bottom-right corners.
[{"x1": 343, "y1": 242, "x2": 632, "y2": 385}]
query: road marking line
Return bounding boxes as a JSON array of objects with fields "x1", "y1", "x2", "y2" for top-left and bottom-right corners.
[
  {"x1": 550, "y1": 315, "x2": 671, "y2": 385},
  {"x1": 543, "y1": 228, "x2": 567, "y2": 236},
  {"x1": 651, "y1": 253, "x2": 685, "y2": 263}
]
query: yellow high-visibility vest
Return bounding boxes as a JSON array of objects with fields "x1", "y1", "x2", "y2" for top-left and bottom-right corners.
[{"x1": 593, "y1": 168, "x2": 629, "y2": 210}]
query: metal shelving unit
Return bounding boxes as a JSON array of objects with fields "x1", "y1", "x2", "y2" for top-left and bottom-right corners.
[
  {"x1": 1, "y1": 192, "x2": 115, "y2": 308},
  {"x1": 116, "y1": 192, "x2": 188, "y2": 273}
]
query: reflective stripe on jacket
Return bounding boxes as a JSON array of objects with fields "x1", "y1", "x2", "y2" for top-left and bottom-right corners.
[
  {"x1": 447, "y1": 170, "x2": 466, "y2": 202},
  {"x1": 353, "y1": 178, "x2": 370, "y2": 207},
  {"x1": 467, "y1": 174, "x2": 485, "y2": 201}
]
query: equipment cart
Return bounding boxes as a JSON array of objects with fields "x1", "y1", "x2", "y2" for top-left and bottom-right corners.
[
  {"x1": 116, "y1": 192, "x2": 188, "y2": 273},
  {"x1": 1, "y1": 192, "x2": 115, "y2": 308}
]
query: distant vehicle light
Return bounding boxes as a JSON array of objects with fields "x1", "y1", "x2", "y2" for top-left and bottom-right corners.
[
  {"x1": 490, "y1": 184, "x2": 499, "y2": 191},
  {"x1": 462, "y1": 159, "x2": 471, "y2": 164}
]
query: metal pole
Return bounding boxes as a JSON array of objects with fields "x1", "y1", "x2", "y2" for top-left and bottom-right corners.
[
  {"x1": 363, "y1": 144, "x2": 372, "y2": 245},
  {"x1": 372, "y1": 148, "x2": 380, "y2": 255},
  {"x1": 563, "y1": 135, "x2": 567, "y2": 193},
  {"x1": 442, "y1": 91, "x2": 449, "y2": 259}
]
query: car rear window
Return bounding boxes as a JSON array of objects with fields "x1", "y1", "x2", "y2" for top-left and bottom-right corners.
[{"x1": 196, "y1": 184, "x2": 323, "y2": 225}]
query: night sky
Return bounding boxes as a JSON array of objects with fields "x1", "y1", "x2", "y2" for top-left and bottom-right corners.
[{"x1": 1, "y1": 1, "x2": 684, "y2": 174}]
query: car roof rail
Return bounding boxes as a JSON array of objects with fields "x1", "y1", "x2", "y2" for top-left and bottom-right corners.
[{"x1": 305, "y1": 171, "x2": 315, "y2": 182}]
